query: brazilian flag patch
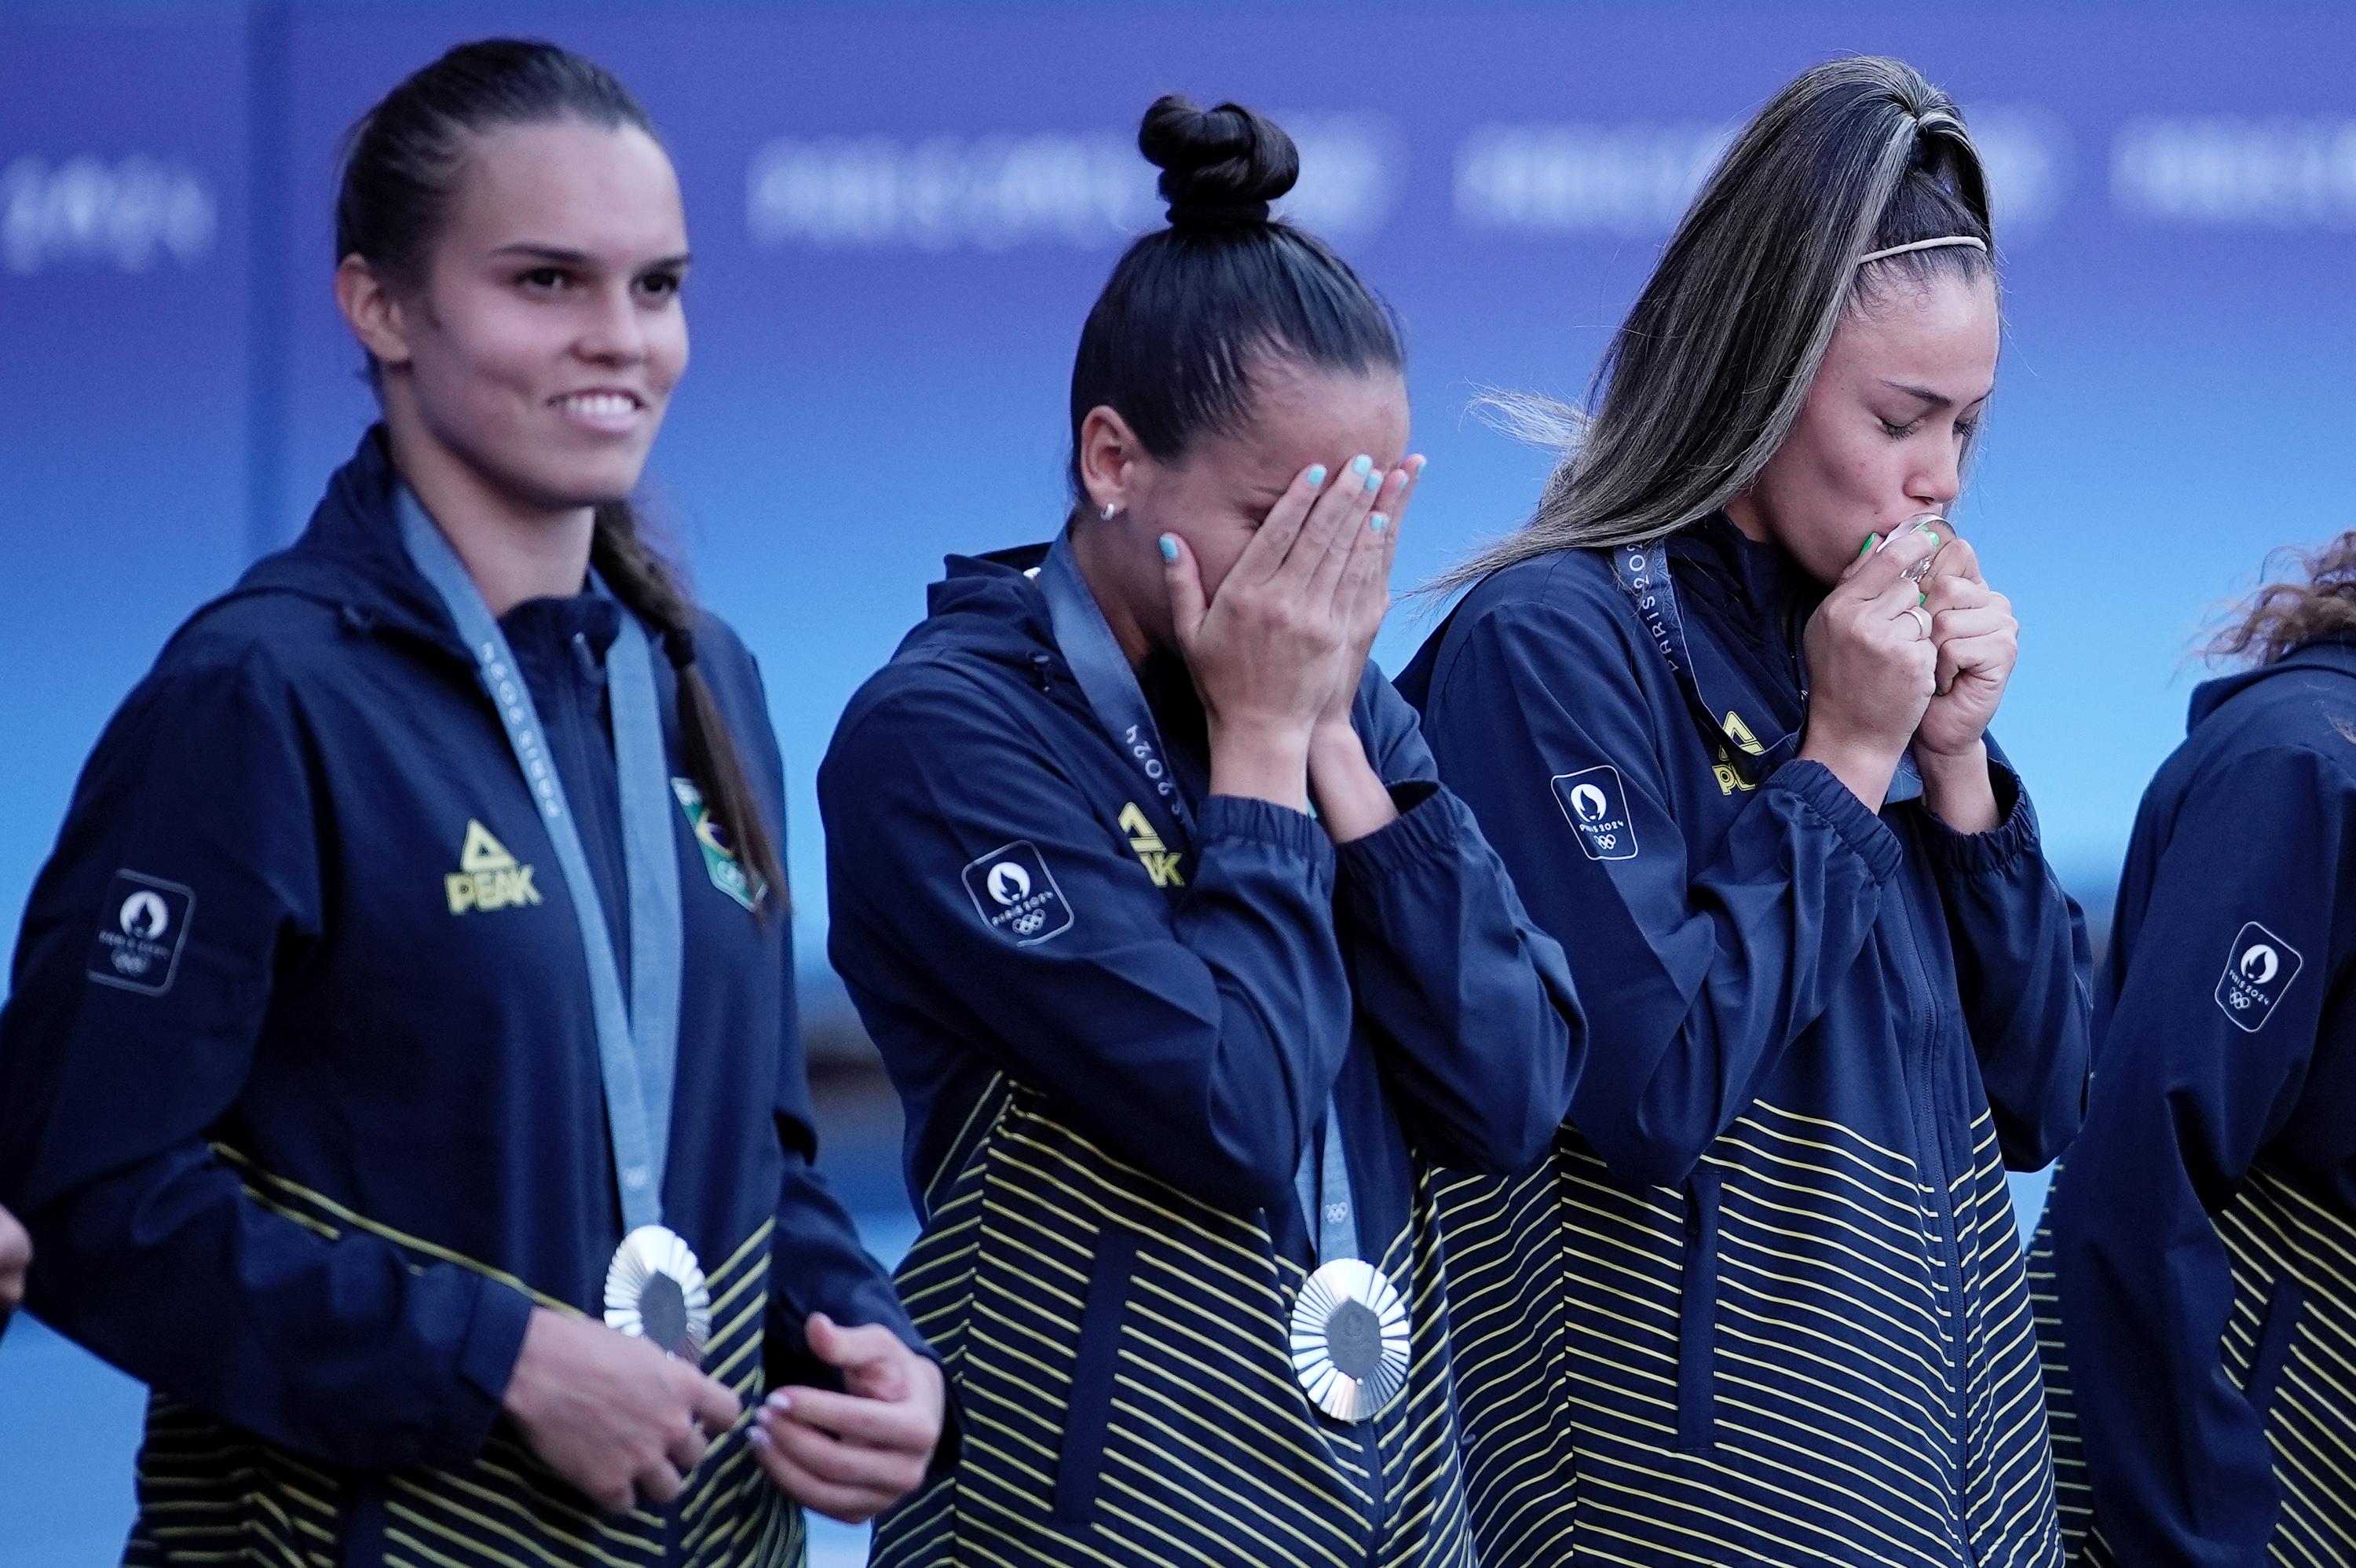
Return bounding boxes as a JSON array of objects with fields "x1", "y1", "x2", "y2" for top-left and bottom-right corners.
[{"x1": 671, "y1": 777, "x2": 766, "y2": 912}]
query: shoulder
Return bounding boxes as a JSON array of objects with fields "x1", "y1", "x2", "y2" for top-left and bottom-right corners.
[
  {"x1": 1424, "y1": 548, "x2": 1649, "y2": 703},
  {"x1": 2183, "y1": 658, "x2": 2356, "y2": 799},
  {"x1": 824, "y1": 645, "x2": 1043, "y2": 790},
  {"x1": 155, "y1": 587, "x2": 353, "y2": 695}
]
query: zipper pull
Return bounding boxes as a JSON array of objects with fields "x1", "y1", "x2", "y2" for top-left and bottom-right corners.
[{"x1": 1030, "y1": 651, "x2": 1055, "y2": 693}]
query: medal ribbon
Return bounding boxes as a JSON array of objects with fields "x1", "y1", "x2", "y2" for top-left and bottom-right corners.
[
  {"x1": 1037, "y1": 532, "x2": 1358, "y2": 1263},
  {"x1": 1610, "y1": 538, "x2": 1926, "y2": 803},
  {"x1": 399, "y1": 488, "x2": 686, "y2": 1237}
]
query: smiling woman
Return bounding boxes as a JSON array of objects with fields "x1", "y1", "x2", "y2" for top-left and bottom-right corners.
[{"x1": 0, "y1": 38, "x2": 941, "y2": 1568}]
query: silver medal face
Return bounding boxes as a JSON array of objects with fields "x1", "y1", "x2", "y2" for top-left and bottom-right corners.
[
  {"x1": 603, "y1": 1224, "x2": 712, "y2": 1363},
  {"x1": 1289, "y1": 1257, "x2": 1410, "y2": 1422}
]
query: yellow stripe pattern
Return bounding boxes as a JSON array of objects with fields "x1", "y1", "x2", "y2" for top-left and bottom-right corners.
[
  {"x1": 118, "y1": 1150, "x2": 804, "y2": 1567},
  {"x1": 1440, "y1": 1102, "x2": 2065, "y2": 1566},
  {"x1": 2033, "y1": 1160, "x2": 2356, "y2": 1567},
  {"x1": 871, "y1": 1075, "x2": 1477, "y2": 1567}
]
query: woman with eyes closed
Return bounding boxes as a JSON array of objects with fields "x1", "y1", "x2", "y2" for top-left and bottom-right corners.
[
  {"x1": 1398, "y1": 57, "x2": 2092, "y2": 1568},
  {"x1": 0, "y1": 41, "x2": 940, "y2": 1567},
  {"x1": 818, "y1": 96, "x2": 1583, "y2": 1567}
]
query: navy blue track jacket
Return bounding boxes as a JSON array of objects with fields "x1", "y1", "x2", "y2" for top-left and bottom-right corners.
[
  {"x1": 2033, "y1": 640, "x2": 2356, "y2": 1567},
  {"x1": 1399, "y1": 518, "x2": 2092, "y2": 1568},
  {"x1": 0, "y1": 431, "x2": 924, "y2": 1568},
  {"x1": 818, "y1": 544, "x2": 1584, "y2": 1567}
]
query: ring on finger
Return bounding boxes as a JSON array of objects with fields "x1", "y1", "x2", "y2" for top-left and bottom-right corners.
[{"x1": 1903, "y1": 605, "x2": 1932, "y2": 640}]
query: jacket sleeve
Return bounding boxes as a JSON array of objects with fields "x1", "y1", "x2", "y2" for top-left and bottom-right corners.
[
  {"x1": 1916, "y1": 746, "x2": 2092, "y2": 1168},
  {"x1": 1418, "y1": 593, "x2": 1902, "y2": 1189},
  {"x1": 0, "y1": 651, "x2": 533, "y2": 1473},
  {"x1": 1327, "y1": 673, "x2": 1585, "y2": 1175},
  {"x1": 818, "y1": 671, "x2": 1352, "y2": 1216},
  {"x1": 2051, "y1": 744, "x2": 2346, "y2": 1568}
]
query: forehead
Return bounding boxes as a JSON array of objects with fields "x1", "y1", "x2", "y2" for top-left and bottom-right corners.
[
  {"x1": 442, "y1": 119, "x2": 685, "y2": 258},
  {"x1": 1831, "y1": 271, "x2": 2000, "y2": 389},
  {"x1": 1192, "y1": 358, "x2": 1410, "y2": 474}
]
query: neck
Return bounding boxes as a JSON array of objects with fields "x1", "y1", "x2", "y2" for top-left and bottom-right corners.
[
  {"x1": 1068, "y1": 517, "x2": 1154, "y2": 670},
  {"x1": 387, "y1": 417, "x2": 595, "y2": 617},
  {"x1": 1721, "y1": 493, "x2": 1772, "y2": 543}
]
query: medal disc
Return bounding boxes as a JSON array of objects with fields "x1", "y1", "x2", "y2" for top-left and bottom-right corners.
[
  {"x1": 603, "y1": 1224, "x2": 712, "y2": 1362},
  {"x1": 1289, "y1": 1257, "x2": 1410, "y2": 1422}
]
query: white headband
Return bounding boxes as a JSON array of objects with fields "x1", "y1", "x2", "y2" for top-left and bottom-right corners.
[{"x1": 1857, "y1": 236, "x2": 1988, "y2": 266}]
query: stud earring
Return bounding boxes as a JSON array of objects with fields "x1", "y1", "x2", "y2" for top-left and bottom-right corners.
[{"x1": 1100, "y1": 502, "x2": 1120, "y2": 522}]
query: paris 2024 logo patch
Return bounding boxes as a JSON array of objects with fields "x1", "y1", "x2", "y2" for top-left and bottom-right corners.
[
  {"x1": 87, "y1": 870, "x2": 195, "y2": 996},
  {"x1": 2215, "y1": 921, "x2": 2303, "y2": 1033},
  {"x1": 962, "y1": 840, "x2": 1074, "y2": 947}
]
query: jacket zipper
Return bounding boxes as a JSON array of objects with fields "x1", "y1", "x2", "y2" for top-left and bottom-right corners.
[{"x1": 1884, "y1": 879, "x2": 1976, "y2": 1562}]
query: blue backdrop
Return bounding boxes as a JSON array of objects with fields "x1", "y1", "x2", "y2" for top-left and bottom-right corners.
[
  {"x1": 10, "y1": 2, "x2": 2356, "y2": 978},
  {"x1": 5, "y1": 2, "x2": 2354, "y2": 1561}
]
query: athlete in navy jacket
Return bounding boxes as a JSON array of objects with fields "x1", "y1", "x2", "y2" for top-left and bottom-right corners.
[
  {"x1": 1403, "y1": 60, "x2": 2090, "y2": 1567},
  {"x1": 823, "y1": 98, "x2": 1582, "y2": 1567},
  {"x1": 0, "y1": 43, "x2": 938, "y2": 1566},
  {"x1": 2036, "y1": 547, "x2": 2356, "y2": 1567}
]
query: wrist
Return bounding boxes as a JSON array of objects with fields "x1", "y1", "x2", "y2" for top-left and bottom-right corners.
[
  {"x1": 1307, "y1": 727, "x2": 1397, "y2": 844},
  {"x1": 1798, "y1": 728, "x2": 1901, "y2": 813},
  {"x1": 1208, "y1": 716, "x2": 1312, "y2": 813},
  {"x1": 1913, "y1": 739, "x2": 1999, "y2": 832}
]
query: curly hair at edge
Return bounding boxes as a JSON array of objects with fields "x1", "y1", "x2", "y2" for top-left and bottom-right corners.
[{"x1": 2210, "y1": 531, "x2": 2356, "y2": 667}]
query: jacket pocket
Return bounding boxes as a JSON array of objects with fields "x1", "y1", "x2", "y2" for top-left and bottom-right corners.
[
  {"x1": 1052, "y1": 1223, "x2": 1139, "y2": 1525},
  {"x1": 2244, "y1": 1273, "x2": 2306, "y2": 1416},
  {"x1": 1674, "y1": 1168, "x2": 1719, "y2": 1453}
]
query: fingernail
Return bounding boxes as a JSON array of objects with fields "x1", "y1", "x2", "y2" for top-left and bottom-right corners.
[
  {"x1": 1349, "y1": 455, "x2": 1372, "y2": 477},
  {"x1": 1859, "y1": 533, "x2": 1882, "y2": 558},
  {"x1": 1305, "y1": 464, "x2": 1327, "y2": 489},
  {"x1": 1363, "y1": 467, "x2": 1382, "y2": 493},
  {"x1": 1370, "y1": 513, "x2": 1388, "y2": 533},
  {"x1": 1918, "y1": 521, "x2": 1941, "y2": 539},
  {"x1": 1157, "y1": 535, "x2": 1178, "y2": 562},
  {"x1": 1918, "y1": 590, "x2": 1930, "y2": 607},
  {"x1": 767, "y1": 1390, "x2": 793, "y2": 1413},
  {"x1": 747, "y1": 1427, "x2": 771, "y2": 1449},
  {"x1": 1410, "y1": 455, "x2": 1428, "y2": 476}
]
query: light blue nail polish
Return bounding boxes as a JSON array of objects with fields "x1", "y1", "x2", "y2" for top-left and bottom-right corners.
[
  {"x1": 1370, "y1": 513, "x2": 1388, "y2": 532},
  {"x1": 1158, "y1": 535, "x2": 1178, "y2": 562},
  {"x1": 1349, "y1": 455, "x2": 1373, "y2": 477},
  {"x1": 1363, "y1": 468, "x2": 1382, "y2": 493},
  {"x1": 1305, "y1": 464, "x2": 1327, "y2": 488}
]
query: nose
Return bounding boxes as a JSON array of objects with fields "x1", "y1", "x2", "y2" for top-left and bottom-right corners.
[
  {"x1": 1908, "y1": 438, "x2": 1963, "y2": 513},
  {"x1": 575, "y1": 280, "x2": 648, "y2": 367}
]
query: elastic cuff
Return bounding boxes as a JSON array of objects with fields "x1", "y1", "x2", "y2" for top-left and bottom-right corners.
[
  {"x1": 1333, "y1": 780, "x2": 1451, "y2": 888},
  {"x1": 1920, "y1": 758, "x2": 2038, "y2": 875},
  {"x1": 1198, "y1": 793, "x2": 1336, "y2": 883},
  {"x1": 427, "y1": 1277, "x2": 536, "y2": 1469},
  {"x1": 1769, "y1": 759, "x2": 1904, "y2": 884}
]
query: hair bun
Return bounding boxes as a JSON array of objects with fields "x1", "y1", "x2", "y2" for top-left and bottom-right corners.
[{"x1": 1138, "y1": 95, "x2": 1298, "y2": 230}]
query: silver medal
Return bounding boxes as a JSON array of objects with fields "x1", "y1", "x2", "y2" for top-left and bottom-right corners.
[
  {"x1": 603, "y1": 1224, "x2": 712, "y2": 1362},
  {"x1": 1289, "y1": 1256, "x2": 1410, "y2": 1422}
]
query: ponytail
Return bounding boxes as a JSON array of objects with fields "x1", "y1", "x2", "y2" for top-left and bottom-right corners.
[{"x1": 591, "y1": 503, "x2": 786, "y2": 912}]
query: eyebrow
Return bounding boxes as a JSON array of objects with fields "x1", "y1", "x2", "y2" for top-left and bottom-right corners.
[
  {"x1": 1879, "y1": 379, "x2": 1952, "y2": 410},
  {"x1": 490, "y1": 243, "x2": 693, "y2": 270}
]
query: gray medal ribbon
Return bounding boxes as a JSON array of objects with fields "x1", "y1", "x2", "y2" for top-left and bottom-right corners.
[{"x1": 397, "y1": 488, "x2": 685, "y2": 1234}]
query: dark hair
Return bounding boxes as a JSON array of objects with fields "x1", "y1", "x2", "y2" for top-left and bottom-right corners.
[
  {"x1": 1440, "y1": 57, "x2": 1996, "y2": 590},
  {"x1": 338, "y1": 40, "x2": 782, "y2": 905},
  {"x1": 2211, "y1": 532, "x2": 2356, "y2": 665},
  {"x1": 1066, "y1": 96, "x2": 1403, "y2": 500}
]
